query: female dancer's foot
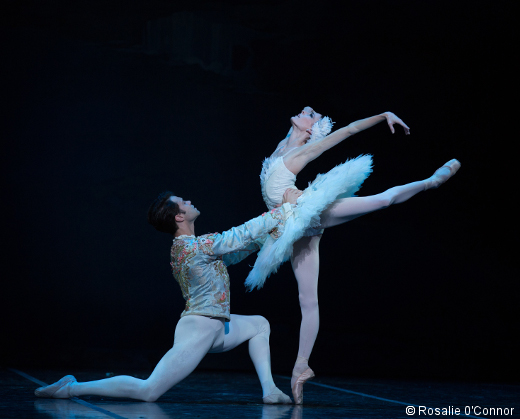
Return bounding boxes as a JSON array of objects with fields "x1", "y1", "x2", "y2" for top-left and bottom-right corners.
[
  {"x1": 262, "y1": 386, "x2": 292, "y2": 404},
  {"x1": 291, "y1": 356, "x2": 315, "y2": 405},
  {"x1": 35, "y1": 375, "x2": 77, "y2": 398},
  {"x1": 424, "y1": 159, "x2": 461, "y2": 190}
]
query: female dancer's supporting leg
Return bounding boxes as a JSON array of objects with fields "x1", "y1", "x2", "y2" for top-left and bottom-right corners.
[
  {"x1": 288, "y1": 159, "x2": 459, "y2": 403},
  {"x1": 290, "y1": 235, "x2": 321, "y2": 402},
  {"x1": 35, "y1": 314, "x2": 290, "y2": 403}
]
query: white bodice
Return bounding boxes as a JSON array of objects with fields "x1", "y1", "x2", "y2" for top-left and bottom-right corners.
[{"x1": 260, "y1": 155, "x2": 298, "y2": 210}]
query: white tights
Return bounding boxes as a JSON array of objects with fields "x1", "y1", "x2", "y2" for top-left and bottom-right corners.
[
  {"x1": 290, "y1": 178, "x2": 429, "y2": 373},
  {"x1": 68, "y1": 314, "x2": 276, "y2": 401}
]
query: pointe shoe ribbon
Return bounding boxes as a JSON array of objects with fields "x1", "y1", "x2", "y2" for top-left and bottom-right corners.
[
  {"x1": 35, "y1": 375, "x2": 77, "y2": 398},
  {"x1": 291, "y1": 368, "x2": 315, "y2": 405}
]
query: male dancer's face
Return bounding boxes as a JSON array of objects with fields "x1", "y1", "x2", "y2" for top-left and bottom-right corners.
[
  {"x1": 169, "y1": 196, "x2": 200, "y2": 221},
  {"x1": 291, "y1": 106, "x2": 322, "y2": 131}
]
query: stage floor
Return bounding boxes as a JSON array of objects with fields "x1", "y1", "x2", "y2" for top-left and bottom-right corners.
[{"x1": 2, "y1": 368, "x2": 518, "y2": 418}]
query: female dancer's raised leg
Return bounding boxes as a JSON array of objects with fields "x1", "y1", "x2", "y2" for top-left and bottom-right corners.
[
  {"x1": 321, "y1": 159, "x2": 460, "y2": 228},
  {"x1": 290, "y1": 234, "x2": 321, "y2": 404}
]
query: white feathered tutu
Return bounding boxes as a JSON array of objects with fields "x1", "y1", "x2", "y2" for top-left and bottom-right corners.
[{"x1": 245, "y1": 154, "x2": 373, "y2": 291}]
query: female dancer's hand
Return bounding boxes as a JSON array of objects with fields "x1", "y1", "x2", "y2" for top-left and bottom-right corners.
[
  {"x1": 384, "y1": 112, "x2": 410, "y2": 135},
  {"x1": 281, "y1": 188, "x2": 303, "y2": 205}
]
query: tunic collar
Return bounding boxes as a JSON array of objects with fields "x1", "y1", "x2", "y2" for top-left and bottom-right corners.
[{"x1": 174, "y1": 234, "x2": 195, "y2": 240}]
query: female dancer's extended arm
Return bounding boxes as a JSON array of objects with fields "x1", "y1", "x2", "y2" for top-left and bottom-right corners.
[{"x1": 285, "y1": 112, "x2": 410, "y2": 174}]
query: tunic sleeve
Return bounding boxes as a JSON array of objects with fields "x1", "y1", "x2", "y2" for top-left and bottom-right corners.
[
  {"x1": 211, "y1": 203, "x2": 293, "y2": 258},
  {"x1": 221, "y1": 242, "x2": 260, "y2": 267}
]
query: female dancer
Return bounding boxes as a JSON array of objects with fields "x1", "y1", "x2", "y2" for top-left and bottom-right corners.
[{"x1": 248, "y1": 107, "x2": 460, "y2": 404}]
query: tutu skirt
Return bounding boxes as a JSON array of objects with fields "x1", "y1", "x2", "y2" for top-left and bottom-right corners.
[{"x1": 245, "y1": 154, "x2": 373, "y2": 290}]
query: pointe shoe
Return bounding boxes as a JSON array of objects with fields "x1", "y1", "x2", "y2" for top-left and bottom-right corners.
[
  {"x1": 35, "y1": 375, "x2": 76, "y2": 398},
  {"x1": 425, "y1": 159, "x2": 461, "y2": 189},
  {"x1": 291, "y1": 367, "x2": 315, "y2": 405},
  {"x1": 263, "y1": 386, "x2": 292, "y2": 404}
]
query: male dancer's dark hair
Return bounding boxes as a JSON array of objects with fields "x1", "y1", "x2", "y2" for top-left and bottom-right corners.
[{"x1": 147, "y1": 191, "x2": 184, "y2": 235}]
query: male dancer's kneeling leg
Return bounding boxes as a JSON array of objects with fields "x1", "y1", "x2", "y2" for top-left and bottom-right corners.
[{"x1": 35, "y1": 189, "x2": 301, "y2": 403}]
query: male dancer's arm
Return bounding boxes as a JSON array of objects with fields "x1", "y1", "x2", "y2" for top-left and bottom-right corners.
[
  {"x1": 210, "y1": 191, "x2": 298, "y2": 264},
  {"x1": 219, "y1": 225, "x2": 283, "y2": 267},
  {"x1": 219, "y1": 242, "x2": 261, "y2": 267}
]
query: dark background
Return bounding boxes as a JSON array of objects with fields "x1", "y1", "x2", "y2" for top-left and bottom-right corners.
[{"x1": 1, "y1": 0, "x2": 517, "y2": 382}]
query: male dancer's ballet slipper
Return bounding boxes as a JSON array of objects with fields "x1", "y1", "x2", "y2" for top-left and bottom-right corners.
[
  {"x1": 424, "y1": 159, "x2": 461, "y2": 189},
  {"x1": 35, "y1": 375, "x2": 77, "y2": 398},
  {"x1": 262, "y1": 386, "x2": 292, "y2": 404},
  {"x1": 291, "y1": 367, "x2": 315, "y2": 405}
]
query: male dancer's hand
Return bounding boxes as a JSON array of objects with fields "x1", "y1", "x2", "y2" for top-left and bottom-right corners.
[{"x1": 282, "y1": 188, "x2": 303, "y2": 205}]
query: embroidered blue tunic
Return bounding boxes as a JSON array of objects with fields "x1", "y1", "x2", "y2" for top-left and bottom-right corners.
[{"x1": 170, "y1": 204, "x2": 292, "y2": 320}]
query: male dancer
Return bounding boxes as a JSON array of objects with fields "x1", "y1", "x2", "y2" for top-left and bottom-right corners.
[{"x1": 34, "y1": 190, "x2": 301, "y2": 403}]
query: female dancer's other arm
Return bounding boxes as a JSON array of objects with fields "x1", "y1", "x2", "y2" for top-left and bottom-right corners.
[{"x1": 285, "y1": 112, "x2": 410, "y2": 174}]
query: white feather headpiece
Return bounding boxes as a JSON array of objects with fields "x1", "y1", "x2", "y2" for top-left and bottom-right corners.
[{"x1": 308, "y1": 116, "x2": 334, "y2": 143}]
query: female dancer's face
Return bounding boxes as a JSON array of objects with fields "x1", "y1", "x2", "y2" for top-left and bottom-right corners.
[{"x1": 291, "y1": 106, "x2": 322, "y2": 131}]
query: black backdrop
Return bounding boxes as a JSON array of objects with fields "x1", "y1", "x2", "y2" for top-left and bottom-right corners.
[{"x1": 2, "y1": 0, "x2": 517, "y2": 382}]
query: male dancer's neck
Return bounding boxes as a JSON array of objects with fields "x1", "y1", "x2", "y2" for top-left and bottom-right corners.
[{"x1": 175, "y1": 223, "x2": 195, "y2": 237}]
